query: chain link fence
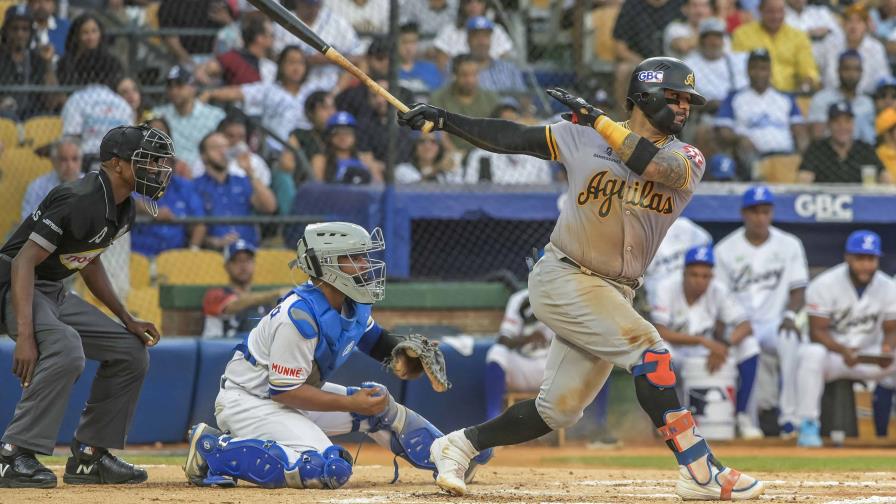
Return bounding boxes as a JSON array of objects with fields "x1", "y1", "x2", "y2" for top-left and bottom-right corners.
[{"x1": 2, "y1": 0, "x2": 896, "y2": 330}]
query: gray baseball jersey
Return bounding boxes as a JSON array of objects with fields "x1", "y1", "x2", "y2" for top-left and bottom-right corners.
[{"x1": 546, "y1": 121, "x2": 706, "y2": 282}]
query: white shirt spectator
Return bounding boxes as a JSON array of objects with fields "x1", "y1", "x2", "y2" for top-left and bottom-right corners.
[
  {"x1": 61, "y1": 84, "x2": 134, "y2": 156},
  {"x1": 715, "y1": 87, "x2": 804, "y2": 154},
  {"x1": 785, "y1": 5, "x2": 844, "y2": 79},
  {"x1": 151, "y1": 100, "x2": 227, "y2": 168},
  {"x1": 190, "y1": 151, "x2": 272, "y2": 185},
  {"x1": 272, "y1": 6, "x2": 363, "y2": 85},
  {"x1": 240, "y1": 75, "x2": 334, "y2": 139},
  {"x1": 664, "y1": 21, "x2": 732, "y2": 59},
  {"x1": 463, "y1": 149, "x2": 552, "y2": 184},
  {"x1": 683, "y1": 51, "x2": 749, "y2": 102},
  {"x1": 823, "y1": 36, "x2": 892, "y2": 95},
  {"x1": 400, "y1": 0, "x2": 459, "y2": 45},
  {"x1": 808, "y1": 87, "x2": 876, "y2": 144},
  {"x1": 433, "y1": 22, "x2": 513, "y2": 59},
  {"x1": 329, "y1": 0, "x2": 390, "y2": 37},
  {"x1": 644, "y1": 217, "x2": 713, "y2": 305}
]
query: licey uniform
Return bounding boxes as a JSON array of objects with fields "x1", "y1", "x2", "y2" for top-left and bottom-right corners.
[{"x1": 530, "y1": 120, "x2": 706, "y2": 430}]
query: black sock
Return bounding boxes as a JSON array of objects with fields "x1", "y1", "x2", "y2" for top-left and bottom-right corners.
[
  {"x1": 463, "y1": 399, "x2": 552, "y2": 451},
  {"x1": 633, "y1": 374, "x2": 685, "y2": 452}
]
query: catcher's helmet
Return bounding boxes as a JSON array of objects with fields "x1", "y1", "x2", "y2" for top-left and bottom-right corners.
[{"x1": 627, "y1": 57, "x2": 706, "y2": 135}]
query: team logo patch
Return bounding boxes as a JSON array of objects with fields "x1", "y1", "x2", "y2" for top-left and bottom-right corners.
[
  {"x1": 637, "y1": 71, "x2": 664, "y2": 83},
  {"x1": 685, "y1": 72, "x2": 695, "y2": 87}
]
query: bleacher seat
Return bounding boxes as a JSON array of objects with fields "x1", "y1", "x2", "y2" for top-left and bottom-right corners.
[
  {"x1": 253, "y1": 248, "x2": 304, "y2": 285},
  {"x1": 0, "y1": 117, "x2": 18, "y2": 148},
  {"x1": 757, "y1": 154, "x2": 801, "y2": 183},
  {"x1": 0, "y1": 147, "x2": 53, "y2": 238},
  {"x1": 591, "y1": 4, "x2": 622, "y2": 62},
  {"x1": 131, "y1": 253, "x2": 152, "y2": 289},
  {"x1": 127, "y1": 286, "x2": 161, "y2": 329},
  {"x1": 156, "y1": 249, "x2": 228, "y2": 285},
  {"x1": 23, "y1": 115, "x2": 62, "y2": 149},
  {"x1": 0, "y1": 0, "x2": 17, "y2": 29}
]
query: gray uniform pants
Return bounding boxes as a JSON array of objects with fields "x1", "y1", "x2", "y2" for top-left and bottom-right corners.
[{"x1": 0, "y1": 262, "x2": 148, "y2": 454}]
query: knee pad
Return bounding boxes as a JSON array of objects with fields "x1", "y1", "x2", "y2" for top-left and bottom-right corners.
[
  {"x1": 632, "y1": 348, "x2": 676, "y2": 388},
  {"x1": 297, "y1": 445, "x2": 354, "y2": 489},
  {"x1": 199, "y1": 435, "x2": 297, "y2": 488}
]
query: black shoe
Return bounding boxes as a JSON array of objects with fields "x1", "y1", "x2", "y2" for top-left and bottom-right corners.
[
  {"x1": 0, "y1": 443, "x2": 57, "y2": 488},
  {"x1": 62, "y1": 441, "x2": 147, "y2": 485}
]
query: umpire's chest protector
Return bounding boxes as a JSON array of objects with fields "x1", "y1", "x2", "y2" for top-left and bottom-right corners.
[{"x1": 288, "y1": 285, "x2": 371, "y2": 382}]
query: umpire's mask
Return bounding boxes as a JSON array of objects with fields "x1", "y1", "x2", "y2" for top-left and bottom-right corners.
[{"x1": 100, "y1": 125, "x2": 176, "y2": 217}]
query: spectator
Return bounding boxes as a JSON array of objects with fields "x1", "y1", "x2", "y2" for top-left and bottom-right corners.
[
  {"x1": 430, "y1": 54, "x2": 499, "y2": 152},
  {"x1": 116, "y1": 77, "x2": 151, "y2": 124},
  {"x1": 57, "y1": 13, "x2": 106, "y2": 86},
  {"x1": 398, "y1": 22, "x2": 444, "y2": 96},
  {"x1": 400, "y1": 0, "x2": 458, "y2": 52},
  {"x1": 784, "y1": 0, "x2": 842, "y2": 78},
  {"x1": 20, "y1": 140, "x2": 82, "y2": 221},
  {"x1": 871, "y1": 0, "x2": 896, "y2": 41},
  {"x1": 808, "y1": 51, "x2": 876, "y2": 145},
  {"x1": 823, "y1": 4, "x2": 891, "y2": 97},
  {"x1": 463, "y1": 101, "x2": 551, "y2": 184},
  {"x1": 193, "y1": 132, "x2": 277, "y2": 248},
  {"x1": 159, "y1": 0, "x2": 229, "y2": 66},
  {"x1": 0, "y1": 7, "x2": 57, "y2": 120},
  {"x1": 130, "y1": 171, "x2": 205, "y2": 257},
  {"x1": 874, "y1": 77, "x2": 896, "y2": 113},
  {"x1": 364, "y1": 35, "x2": 392, "y2": 83},
  {"x1": 28, "y1": 0, "x2": 70, "y2": 56},
  {"x1": 798, "y1": 102, "x2": 885, "y2": 184},
  {"x1": 272, "y1": 0, "x2": 363, "y2": 94},
  {"x1": 61, "y1": 49, "x2": 131, "y2": 160},
  {"x1": 433, "y1": 0, "x2": 513, "y2": 72},
  {"x1": 216, "y1": 115, "x2": 272, "y2": 186},
  {"x1": 716, "y1": 0, "x2": 751, "y2": 33},
  {"x1": 201, "y1": 240, "x2": 285, "y2": 338},
  {"x1": 643, "y1": 217, "x2": 713, "y2": 306},
  {"x1": 394, "y1": 131, "x2": 461, "y2": 183},
  {"x1": 664, "y1": 0, "x2": 716, "y2": 59},
  {"x1": 731, "y1": 0, "x2": 819, "y2": 93},
  {"x1": 651, "y1": 245, "x2": 763, "y2": 440},
  {"x1": 281, "y1": 90, "x2": 335, "y2": 182},
  {"x1": 716, "y1": 49, "x2": 808, "y2": 178},
  {"x1": 152, "y1": 66, "x2": 227, "y2": 170},
  {"x1": 329, "y1": 0, "x2": 390, "y2": 38},
  {"x1": 195, "y1": 12, "x2": 277, "y2": 86},
  {"x1": 466, "y1": 17, "x2": 526, "y2": 93},
  {"x1": 612, "y1": 0, "x2": 684, "y2": 108},
  {"x1": 211, "y1": 0, "x2": 241, "y2": 55},
  {"x1": 875, "y1": 107, "x2": 896, "y2": 180},
  {"x1": 314, "y1": 111, "x2": 378, "y2": 183},
  {"x1": 354, "y1": 79, "x2": 413, "y2": 167},
  {"x1": 795, "y1": 231, "x2": 896, "y2": 447}
]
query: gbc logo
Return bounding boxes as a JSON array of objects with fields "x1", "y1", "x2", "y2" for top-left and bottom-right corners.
[
  {"x1": 794, "y1": 194, "x2": 853, "y2": 222},
  {"x1": 637, "y1": 71, "x2": 664, "y2": 83}
]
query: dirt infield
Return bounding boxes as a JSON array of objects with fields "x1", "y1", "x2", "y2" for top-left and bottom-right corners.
[{"x1": 4, "y1": 445, "x2": 896, "y2": 504}]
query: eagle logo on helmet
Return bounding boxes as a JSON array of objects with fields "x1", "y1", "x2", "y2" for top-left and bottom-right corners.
[{"x1": 685, "y1": 73, "x2": 695, "y2": 88}]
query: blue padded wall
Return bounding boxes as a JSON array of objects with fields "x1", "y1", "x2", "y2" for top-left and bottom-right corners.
[{"x1": 190, "y1": 338, "x2": 240, "y2": 429}]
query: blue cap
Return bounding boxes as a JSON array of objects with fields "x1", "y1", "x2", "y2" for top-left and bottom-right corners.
[
  {"x1": 684, "y1": 245, "x2": 715, "y2": 267},
  {"x1": 876, "y1": 76, "x2": 896, "y2": 94},
  {"x1": 708, "y1": 153, "x2": 735, "y2": 180},
  {"x1": 466, "y1": 16, "x2": 494, "y2": 31},
  {"x1": 325, "y1": 111, "x2": 357, "y2": 130},
  {"x1": 845, "y1": 230, "x2": 882, "y2": 256},
  {"x1": 224, "y1": 239, "x2": 257, "y2": 262},
  {"x1": 828, "y1": 101, "x2": 854, "y2": 120},
  {"x1": 166, "y1": 65, "x2": 194, "y2": 85},
  {"x1": 742, "y1": 185, "x2": 774, "y2": 208}
]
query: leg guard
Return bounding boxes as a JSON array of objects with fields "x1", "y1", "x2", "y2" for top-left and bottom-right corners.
[
  {"x1": 632, "y1": 349, "x2": 676, "y2": 388},
  {"x1": 296, "y1": 445, "x2": 354, "y2": 489}
]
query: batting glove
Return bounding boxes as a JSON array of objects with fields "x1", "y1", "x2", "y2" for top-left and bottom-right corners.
[
  {"x1": 397, "y1": 103, "x2": 447, "y2": 131},
  {"x1": 546, "y1": 87, "x2": 606, "y2": 128}
]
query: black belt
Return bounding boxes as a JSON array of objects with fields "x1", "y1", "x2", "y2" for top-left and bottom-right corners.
[{"x1": 559, "y1": 256, "x2": 641, "y2": 290}]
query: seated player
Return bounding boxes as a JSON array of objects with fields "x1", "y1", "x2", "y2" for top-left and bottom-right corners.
[
  {"x1": 795, "y1": 230, "x2": 896, "y2": 447},
  {"x1": 485, "y1": 288, "x2": 617, "y2": 447},
  {"x1": 183, "y1": 222, "x2": 491, "y2": 489},
  {"x1": 651, "y1": 245, "x2": 763, "y2": 440}
]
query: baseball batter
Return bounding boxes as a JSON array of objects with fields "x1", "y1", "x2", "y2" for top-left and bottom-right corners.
[
  {"x1": 399, "y1": 57, "x2": 764, "y2": 500},
  {"x1": 183, "y1": 222, "x2": 490, "y2": 489},
  {"x1": 644, "y1": 217, "x2": 712, "y2": 305},
  {"x1": 714, "y1": 186, "x2": 809, "y2": 438},
  {"x1": 795, "y1": 230, "x2": 896, "y2": 447},
  {"x1": 651, "y1": 245, "x2": 762, "y2": 440}
]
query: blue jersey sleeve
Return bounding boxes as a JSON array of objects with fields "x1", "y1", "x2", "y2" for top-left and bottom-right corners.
[{"x1": 356, "y1": 316, "x2": 383, "y2": 355}]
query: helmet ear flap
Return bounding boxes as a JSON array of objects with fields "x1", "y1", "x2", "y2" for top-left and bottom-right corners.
[
  {"x1": 301, "y1": 237, "x2": 324, "y2": 278},
  {"x1": 635, "y1": 89, "x2": 667, "y2": 117}
]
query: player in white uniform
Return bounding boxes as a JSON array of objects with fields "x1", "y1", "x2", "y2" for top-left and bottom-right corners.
[
  {"x1": 182, "y1": 222, "x2": 490, "y2": 489},
  {"x1": 651, "y1": 245, "x2": 762, "y2": 439},
  {"x1": 714, "y1": 186, "x2": 809, "y2": 438},
  {"x1": 644, "y1": 217, "x2": 713, "y2": 305},
  {"x1": 795, "y1": 230, "x2": 896, "y2": 447},
  {"x1": 399, "y1": 57, "x2": 764, "y2": 500}
]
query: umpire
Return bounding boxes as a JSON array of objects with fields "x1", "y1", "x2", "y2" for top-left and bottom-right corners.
[{"x1": 0, "y1": 125, "x2": 175, "y2": 488}]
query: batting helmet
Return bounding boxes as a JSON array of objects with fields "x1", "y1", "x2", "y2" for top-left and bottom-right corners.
[{"x1": 627, "y1": 57, "x2": 706, "y2": 135}]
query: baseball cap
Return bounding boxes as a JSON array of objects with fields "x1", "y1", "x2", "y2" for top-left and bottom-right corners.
[
  {"x1": 742, "y1": 185, "x2": 774, "y2": 208},
  {"x1": 166, "y1": 65, "x2": 195, "y2": 86},
  {"x1": 875, "y1": 76, "x2": 896, "y2": 97},
  {"x1": 708, "y1": 153, "x2": 736, "y2": 181},
  {"x1": 698, "y1": 17, "x2": 726, "y2": 36},
  {"x1": 876, "y1": 108, "x2": 896, "y2": 135},
  {"x1": 748, "y1": 48, "x2": 771, "y2": 63},
  {"x1": 828, "y1": 101, "x2": 854, "y2": 120},
  {"x1": 224, "y1": 239, "x2": 257, "y2": 262},
  {"x1": 100, "y1": 125, "x2": 146, "y2": 162},
  {"x1": 4, "y1": 4, "x2": 33, "y2": 24},
  {"x1": 325, "y1": 111, "x2": 357, "y2": 130},
  {"x1": 845, "y1": 230, "x2": 882, "y2": 256},
  {"x1": 466, "y1": 16, "x2": 494, "y2": 31},
  {"x1": 684, "y1": 245, "x2": 715, "y2": 267}
]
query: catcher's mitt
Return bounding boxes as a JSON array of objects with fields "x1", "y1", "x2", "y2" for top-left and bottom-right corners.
[{"x1": 386, "y1": 333, "x2": 451, "y2": 392}]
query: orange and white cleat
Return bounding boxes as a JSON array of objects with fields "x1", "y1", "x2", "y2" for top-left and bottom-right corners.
[{"x1": 675, "y1": 462, "x2": 765, "y2": 500}]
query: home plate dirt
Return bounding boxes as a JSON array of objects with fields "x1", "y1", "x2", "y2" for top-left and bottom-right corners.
[{"x1": 3, "y1": 445, "x2": 895, "y2": 504}]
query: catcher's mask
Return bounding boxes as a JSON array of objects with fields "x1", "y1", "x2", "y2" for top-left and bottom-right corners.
[
  {"x1": 293, "y1": 222, "x2": 386, "y2": 304},
  {"x1": 99, "y1": 124, "x2": 175, "y2": 217},
  {"x1": 626, "y1": 57, "x2": 706, "y2": 135}
]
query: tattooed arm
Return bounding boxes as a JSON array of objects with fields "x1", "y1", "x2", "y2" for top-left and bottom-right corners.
[{"x1": 616, "y1": 133, "x2": 691, "y2": 188}]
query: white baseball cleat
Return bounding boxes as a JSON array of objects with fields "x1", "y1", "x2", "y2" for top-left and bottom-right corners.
[
  {"x1": 430, "y1": 430, "x2": 477, "y2": 496},
  {"x1": 736, "y1": 413, "x2": 764, "y2": 440},
  {"x1": 183, "y1": 422, "x2": 221, "y2": 485},
  {"x1": 676, "y1": 464, "x2": 765, "y2": 500}
]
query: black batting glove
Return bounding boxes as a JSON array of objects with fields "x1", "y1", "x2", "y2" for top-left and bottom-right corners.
[
  {"x1": 546, "y1": 87, "x2": 606, "y2": 128},
  {"x1": 397, "y1": 103, "x2": 447, "y2": 131}
]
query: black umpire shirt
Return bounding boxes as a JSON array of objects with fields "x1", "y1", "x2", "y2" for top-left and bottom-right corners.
[{"x1": 0, "y1": 169, "x2": 135, "y2": 282}]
